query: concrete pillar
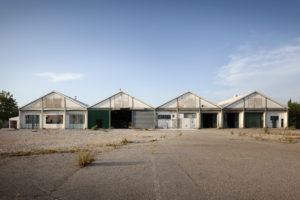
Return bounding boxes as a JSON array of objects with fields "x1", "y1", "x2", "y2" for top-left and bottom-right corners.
[
  {"x1": 41, "y1": 109, "x2": 44, "y2": 129},
  {"x1": 263, "y1": 111, "x2": 267, "y2": 128},
  {"x1": 219, "y1": 111, "x2": 223, "y2": 128},
  {"x1": 153, "y1": 109, "x2": 156, "y2": 129},
  {"x1": 198, "y1": 110, "x2": 202, "y2": 129},
  {"x1": 85, "y1": 110, "x2": 88, "y2": 129},
  {"x1": 64, "y1": 97, "x2": 67, "y2": 129},
  {"x1": 239, "y1": 111, "x2": 245, "y2": 128},
  {"x1": 18, "y1": 110, "x2": 21, "y2": 129}
]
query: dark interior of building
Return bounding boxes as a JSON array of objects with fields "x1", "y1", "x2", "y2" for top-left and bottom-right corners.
[
  {"x1": 202, "y1": 113, "x2": 217, "y2": 128},
  {"x1": 111, "y1": 110, "x2": 132, "y2": 128},
  {"x1": 226, "y1": 113, "x2": 239, "y2": 128}
]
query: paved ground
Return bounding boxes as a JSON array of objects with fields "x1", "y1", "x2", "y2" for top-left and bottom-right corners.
[{"x1": 1, "y1": 130, "x2": 300, "y2": 200}]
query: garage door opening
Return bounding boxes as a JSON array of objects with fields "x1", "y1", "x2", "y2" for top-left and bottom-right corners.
[
  {"x1": 202, "y1": 113, "x2": 217, "y2": 128},
  {"x1": 245, "y1": 112, "x2": 263, "y2": 128},
  {"x1": 225, "y1": 113, "x2": 239, "y2": 128},
  {"x1": 111, "y1": 110, "x2": 132, "y2": 128}
]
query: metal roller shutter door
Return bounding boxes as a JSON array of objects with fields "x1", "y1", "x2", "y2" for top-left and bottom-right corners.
[
  {"x1": 133, "y1": 111, "x2": 155, "y2": 129},
  {"x1": 245, "y1": 112, "x2": 263, "y2": 128}
]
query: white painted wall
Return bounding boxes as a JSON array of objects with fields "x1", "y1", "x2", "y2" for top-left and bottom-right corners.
[
  {"x1": 157, "y1": 111, "x2": 176, "y2": 129},
  {"x1": 266, "y1": 111, "x2": 288, "y2": 128}
]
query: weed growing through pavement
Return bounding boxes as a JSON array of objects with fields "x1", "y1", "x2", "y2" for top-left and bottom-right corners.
[
  {"x1": 177, "y1": 131, "x2": 183, "y2": 136},
  {"x1": 160, "y1": 135, "x2": 166, "y2": 139},
  {"x1": 231, "y1": 131, "x2": 234, "y2": 135},
  {"x1": 264, "y1": 127, "x2": 270, "y2": 134},
  {"x1": 75, "y1": 150, "x2": 95, "y2": 167},
  {"x1": 120, "y1": 138, "x2": 129, "y2": 145},
  {"x1": 150, "y1": 139, "x2": 158, "y2": 142},
  {"x1": 151, "y1": 145, "x2": 154, "y2": 155}
]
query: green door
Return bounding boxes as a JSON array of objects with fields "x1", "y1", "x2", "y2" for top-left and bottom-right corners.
[
  {"x1": 245, "y1": 113, "x2": 263, "y2": 128},
  {"x1": 88, "y1": 109, "x2": 110, "y2": 129}
]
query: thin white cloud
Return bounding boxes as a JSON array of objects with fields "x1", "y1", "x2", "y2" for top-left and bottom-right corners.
[
  {"x1": 34, "y1": 72, "x2": 84, "y2": 82},
  {"x1": 215, "y1": 38, "x2": 300, "y2": 103}
]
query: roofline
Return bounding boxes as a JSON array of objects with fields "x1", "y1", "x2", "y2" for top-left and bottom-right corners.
[
  {"x1": 220, "y1": 91, "x2": 288, "y2": 109},
  {"x1": 88, "y1": 91, "x2": 154, "y2": 109},
  {"x1": 19, "y1": 90, "x2": 88, "y2": 109},
  {"x1": 156, "y1": 91, "x2": 221, "y2": 109}
]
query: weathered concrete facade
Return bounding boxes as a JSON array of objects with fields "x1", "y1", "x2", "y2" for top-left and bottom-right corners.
[
  {"x1": 19, "y1": 91, "x2": 88, "y2": 129},
  {"x1": 156, "y1": 92, "x2": 222, "y2": 129},
  {"x1": 89, "y1": 91, "x2": 155, "y2": 129},
  {"x1": 218, "y1": 91, "x2": 288, "y2": 128}
]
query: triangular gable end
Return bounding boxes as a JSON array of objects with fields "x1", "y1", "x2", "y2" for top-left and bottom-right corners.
[
  {"x1": 225, "y1": 91, "x2": 287, "y2": 109},
  {"x1": 157, "y1": 92, "x2": 219, "y2": 109},
  {"x1": 89, "y1": 92, "x2": 153, "y2": 110},
  {"x1": 21, "y1": 91, "x2": 87, "y2": 110}
]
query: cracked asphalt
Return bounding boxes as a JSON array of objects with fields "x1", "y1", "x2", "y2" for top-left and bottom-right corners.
[{"x1": 1, "y1": 130, "x2": 300, "y2": 200}]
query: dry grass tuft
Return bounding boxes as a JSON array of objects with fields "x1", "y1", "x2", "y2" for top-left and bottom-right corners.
[{"x1": 75, "y1": 150, "x2": 95, "y2": 167}]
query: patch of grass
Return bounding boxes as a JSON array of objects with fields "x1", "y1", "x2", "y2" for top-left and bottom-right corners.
[
  {"x1": 160, "y1": 135, "x2": 166, "y2": 139},
  {"x1": 177, "y1": 132, "x2": 183, "y2": 136},
  {"x1": 91, "y1": 125, "x2": 98, "y2": 130},
  {"x1": 288, "y1": 125, "x2": 296, "y2": 130},
  {"x1": 0, "y1": 148, "x2": 88, "y2": 157},
  {"x1": 231, "y1": 131, "x2": 234, "y2": 135},
  {"x1": 75, "y1": 150, "x2": 95, "y2": 167},
  {"x1": 264, "y1": 127, "x2": 270, "y2": 134},
  {"x1": 150, "y1": 139, "x2": 158, "y2": 142},
  {"x1": 120, "y1": 138, "x2": 130, "y2": 145},
  {"x1": 238, "y1": 132, "x2": 246, "y2": 136},
  {"x1": 106, "y1": 143, "x2": 120, "y2": 149},
  {"x1": 144, "y1": 128, "x2": 149, "y2": 131}
]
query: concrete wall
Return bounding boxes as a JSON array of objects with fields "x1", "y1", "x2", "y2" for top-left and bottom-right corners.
[{"x1": 266, "y1": 111, "x2": 288, "y2": 128}]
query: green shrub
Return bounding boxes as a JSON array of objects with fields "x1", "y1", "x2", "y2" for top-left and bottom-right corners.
[
  {"x1": 91, "y1": 125, "x2": 98, "y2": 130},
  {"x1": 75, "y1": 151, "x2": 94, "y2": 167},
  {"x1": 0, "y1": 120, "x2": 2, "y2": 129}
]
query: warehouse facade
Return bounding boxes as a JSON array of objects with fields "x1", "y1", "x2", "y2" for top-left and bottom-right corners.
[
  {"x1": 88, "y1": 91, "x2": 155, "y2": 129},
  {"x1": 156, "y1": 92, "x2": 222, "y2": 129},
  {"x1": 19, "y1": 91, "x2": 88, "y2": 129},
  {"x1": 218, "y1": 91, "x2": 288, "y2": 128}
]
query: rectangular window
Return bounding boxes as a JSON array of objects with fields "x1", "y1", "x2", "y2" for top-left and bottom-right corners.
[
  {"x1": 25, "y1": 115, "x2": 39, "y2": 124},
  {"x1": 46, "y1": 115, "x2": 63, "y2": 124},
  {"x1": 69, "y1": 114, "x2": 84, "y2": 124},
  {"x1": 158, "y1": 115, "x2": 171, "y2": 119},
  {"x1": 184, "y1": 113, "x2": 196, "y2": 118}
]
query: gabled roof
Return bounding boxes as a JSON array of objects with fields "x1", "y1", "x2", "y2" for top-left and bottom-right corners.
[
  {"x1": 89, "y1": 91, "x2": 154, "y2": 109},
  {"x1": 217, "y1": 91, "x2": 288, "y2": 109},
  {"x1": 19, "y1": 90, "x2": 88, "y2": 109},
  {"x1": 156, "y1": 91, "x2": 221, "y2": 109}
]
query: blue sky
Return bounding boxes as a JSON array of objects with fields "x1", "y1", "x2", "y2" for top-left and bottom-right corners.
[{"x1": 1, "y1": 0, "x2": 300, "y2": 107}]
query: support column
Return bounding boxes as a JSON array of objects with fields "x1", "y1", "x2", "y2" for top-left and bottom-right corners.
[
  {"x1": 41, "y1": 97, "x2": 44, "y2": 129},
  {"x1": 240, "y1": 111, "x2": 245, "y2": 128},
  {"x1": 109, "y1": 109, "x2": 111, "y2": 129},
  {"x1": 85, "y1": 110, "x2": 88, "y2": 129},
  {"x1": 198, "y1": 109, "x2": 202, "y2": 129},
  {"x1": 263, "y1": 111, "x2": 267, "y2": 128},
  {"x1": 64, "y1": 97, "x2": 67, "y2": 129},
  {"x1": 153, "y1": 109, "x2": 156, "y2": 129},
  {"x1": 18, "y1": 110, "x2": 21, "y2": 129},
  {"x1": 219, "y1": 110, "x2": 223, "y2": 128}
]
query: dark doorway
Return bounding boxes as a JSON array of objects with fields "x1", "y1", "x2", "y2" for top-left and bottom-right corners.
[
  {"x1": 111, "y1": 110, "x2": 132, "y2": 128},
  {"x1": 226, "y1": 113, "x2": 239, "y2": 128},
  {"x1": 96, "y1": 120, "x2": 103, "y2": 128},
  {"x1": 202, "y1": 113, "x2": 217, "y2": 128}
]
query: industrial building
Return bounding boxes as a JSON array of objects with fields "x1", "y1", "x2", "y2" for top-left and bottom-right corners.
[
  {"x1": 19, "y1": 91, "x2": 88, "y2": 129},
  {"x1": 156, "y1": 92, "x2": 221, "y2": 129},
  {"x1": 218, "y1": 91, "x2": 288, "y2": 128},
  {"x1": 88, "y1": 91, "x2": 155, "y2": 129}
]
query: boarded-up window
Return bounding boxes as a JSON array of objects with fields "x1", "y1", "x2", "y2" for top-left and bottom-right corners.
[
  {"x1": 69, "y1": 114, "x2": 84, "y2": 124},
  {"x1": 46, "y1": 115, "x2": 63, "y2": 124}
]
